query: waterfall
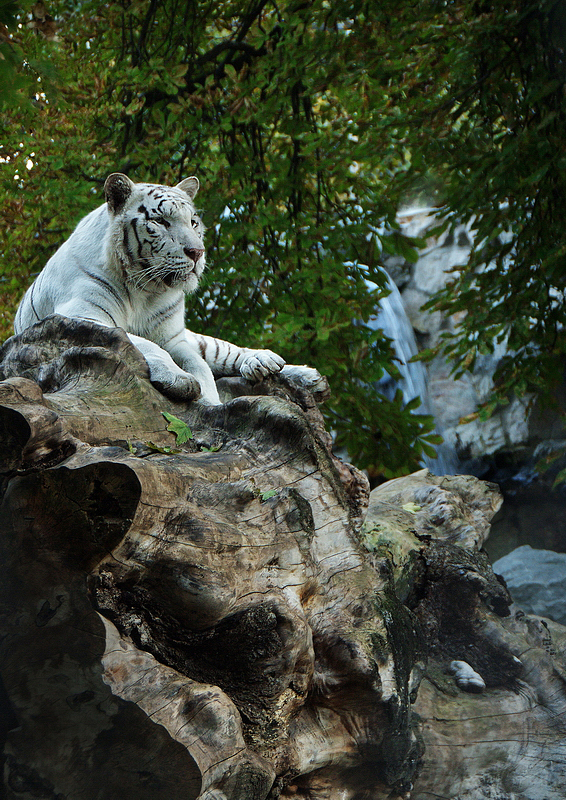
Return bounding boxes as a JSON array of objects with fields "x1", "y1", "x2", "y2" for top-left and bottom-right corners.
[{"x1": 366, "y1": 270, "x2": 459, "y2": 475}]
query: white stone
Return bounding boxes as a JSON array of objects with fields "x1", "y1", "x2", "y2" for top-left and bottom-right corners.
[
  {"x1": 413, "y1": 247, "x2": 463, "y2": 294},
  {"x1": 448, "y1": 660, "x2": 486, "y2": 692},
  {"x1": 454, "y1": 396, "x2": 531, "y2": 458},
  {"x1": 400, "y1": 287, "x2": 443, "y2": 335}
]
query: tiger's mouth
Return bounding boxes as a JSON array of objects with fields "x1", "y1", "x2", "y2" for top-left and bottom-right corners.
[
  {"x1": 163, "y1": 272, "x2": 181, "y2": 288},
  {"x1": 163, "y1": 266, "x2": 198, "y2": 288},
  {"x1": 162, "y1": 266, "x2": 191, "y2": 286}
]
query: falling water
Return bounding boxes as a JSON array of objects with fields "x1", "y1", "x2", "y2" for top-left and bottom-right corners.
[{"x1": 366, "y1": 270, "x2": 459, "y2": 475}]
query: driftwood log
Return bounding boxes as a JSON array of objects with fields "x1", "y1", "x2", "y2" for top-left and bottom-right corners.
[{"x1": 0, "y1": 316, "x2": 564, "y2": 800}]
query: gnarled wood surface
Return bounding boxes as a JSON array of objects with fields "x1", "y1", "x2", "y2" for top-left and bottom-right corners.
[{"x1": 0, "y1": 316, "x2": 564, "y2": 800}]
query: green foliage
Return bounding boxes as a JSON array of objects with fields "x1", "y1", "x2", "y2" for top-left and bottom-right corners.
[
  {"x1": 0, "y1": 0, "x2": 442, "y2": 479},
  {"x1": 382, "y1": 0, "x2": 566, "y2": 420},
  {"x1": 13, "y1": 0, "x2": 565, "y2": 476}
]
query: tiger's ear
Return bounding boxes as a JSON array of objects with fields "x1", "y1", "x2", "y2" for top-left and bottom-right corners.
[
  {"x1": 176, "y1": 176, "x2": 199, "y2": 200},
  {"x1": 104, "y1": 173, "x2": 135, "y2": 214}
]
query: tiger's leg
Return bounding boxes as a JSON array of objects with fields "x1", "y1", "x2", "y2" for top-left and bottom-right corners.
[
  {"x1": 160, "y1": 332, "x2": 223, "y2": 404},
  {"x1": 184, "y1": 332, "x2": 328, "y2": 394},
  {"x1": 184, "y1": 331, "x2": 286, "y2": 380},
  {"x1": 128, "y1": 334, "x2": 205, "y2": 402},
  {"x1": 279, "y1": 364, "x2": 329, "y2": 393},
  {"x1": 49, "y1": 303, "x2": 209, "y2": 403}
]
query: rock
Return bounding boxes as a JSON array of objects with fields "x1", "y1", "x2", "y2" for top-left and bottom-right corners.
[
  {"x1": 448, "y1": 660, "x2": 486, "y2": 692},
  {"x1": 454, "y1": 393, "x2": 531, "y2": 461},
  {"x1": 364, "y1": 468, "x2": 503, "y2": 550},
  {"x1": 398, "y1": 287, "x2": 442, "y2": 336},
  {"x1": 1, "y1": 317, "x2": 566, "y2": 800},
  {"x1": 493, "y1": 545, "x2": 566, "y2": 624},
  {"x1": 364, "y1": 472, "x2": 566, "y2": 800},
  {"x1": 0, "y1": 317, "x2": 416, "y2": 800},
  {"x1": 485, "y1": 471, "x2": 566, "y2": 561},
  {"x1": 385, "y1": 209, "x2": 566, "y2": 476},
  {"x1": 413, "y1": 245, "x2": 467, "y2": 295}
]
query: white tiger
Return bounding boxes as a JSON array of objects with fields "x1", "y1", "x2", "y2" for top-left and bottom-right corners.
[{"x1": 14, "y1": 173, "x2": 324, "y2": 404}]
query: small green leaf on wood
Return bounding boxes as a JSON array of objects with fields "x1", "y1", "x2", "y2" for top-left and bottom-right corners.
[
  {"x1": 200, "y1": 444, "x2": 222, "y2": 452},
  {"x1": 162, "y1": 411, "x2": 193, "y2": 444},
  {"x1": 402, "y1": 502, "x2": 421, "y2": 514},
  {"x1": 260, "y1": 489, "x2": 279, "y2": 501},
  {"x1": 145, "y1": 440, "x2": 181, "y2": 455}
]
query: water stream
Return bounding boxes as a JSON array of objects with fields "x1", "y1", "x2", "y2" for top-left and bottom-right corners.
[{"x1": 367, "y1": 270, "x2": 459, "y2": 475}]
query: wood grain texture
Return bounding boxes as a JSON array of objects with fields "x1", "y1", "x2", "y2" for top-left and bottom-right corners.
[{"x1": 0, "y1": 317, "x2": 564, "y2": 800}]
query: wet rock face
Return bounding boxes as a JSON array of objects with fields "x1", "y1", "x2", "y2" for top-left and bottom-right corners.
[
  {"x1": 386, "y1": 209, "x2": 566, "y2": 473},
  {"x1": 493, "y1": 545, "x2": 566, "y2": 625}
]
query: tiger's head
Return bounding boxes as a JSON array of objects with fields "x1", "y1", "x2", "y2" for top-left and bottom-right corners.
[{"x1": 104, "y1": 173, "x2": 206, "y2": 294}]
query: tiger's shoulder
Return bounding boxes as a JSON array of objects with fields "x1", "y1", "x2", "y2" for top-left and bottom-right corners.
[{"x1": 14, "y1": 175, "x2": 205, "y2": 334}]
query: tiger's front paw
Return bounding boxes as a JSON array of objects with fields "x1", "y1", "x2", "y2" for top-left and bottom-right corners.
[
  {"x1": 239, "y1": 350, "x2": 286, "y2": 381},
  {"x1": 151, "y1": 371, "x2": 202, "y2": 401}
]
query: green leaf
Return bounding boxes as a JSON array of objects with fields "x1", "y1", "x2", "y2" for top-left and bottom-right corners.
[
  {"x1": 145, "y1": 441, "x2": 181, "y2": 455},
  {"x1": 171, "y1": 63, "x2": 188, "y2": 80},
  {"x1": 423, "y1": 433, "x2": 444, "y2": 445},
  {"x1": 404, "y1": 396, "x2": 423, "y2": 412},
  {"x1": 552, "y1": 468, "x2": 566, "y2": 489},
  {"x1": 420, "y1": 441, "x2": 438, "y2": 459},
  {"x1": 260, "y1": 489, "x2": 278, "y2": 501},
  {"x1": 162, "y1": 412, "x2": 193, "y2": 444}
]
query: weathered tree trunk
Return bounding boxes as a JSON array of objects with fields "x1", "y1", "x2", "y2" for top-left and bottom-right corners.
[{"x1": 0, "y1": 316, "x2": 564, "y2": 800}]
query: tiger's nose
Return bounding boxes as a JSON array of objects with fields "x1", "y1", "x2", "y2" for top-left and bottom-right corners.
[{"x1": 184, "y1": 247, "x2": 204, "y2": 263}]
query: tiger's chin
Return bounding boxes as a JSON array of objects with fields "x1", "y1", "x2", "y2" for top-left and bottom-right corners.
[
  {"x1": 163, "y1": 272, "x2": 185, "y2": 288},
  {"x1": 163, "y1": 270, "x2": 201, "y2": 292}
]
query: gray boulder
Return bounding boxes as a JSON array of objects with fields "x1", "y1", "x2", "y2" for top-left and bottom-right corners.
[{"x1": 493, "y1": 545, "x2": 566, "y2": 624}]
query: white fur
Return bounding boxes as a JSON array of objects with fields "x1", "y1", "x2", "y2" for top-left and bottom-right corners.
[{"x1": 15, "y1": 174, "x2": 324, "y2": 404}]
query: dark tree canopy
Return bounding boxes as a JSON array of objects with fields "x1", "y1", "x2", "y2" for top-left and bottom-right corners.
[
  {"x1": 388, "y1": 0, "x2": 566, "y2": 421},
  {"x1": 1, "y1": 0, "x2": 564, "y2": 476}
]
